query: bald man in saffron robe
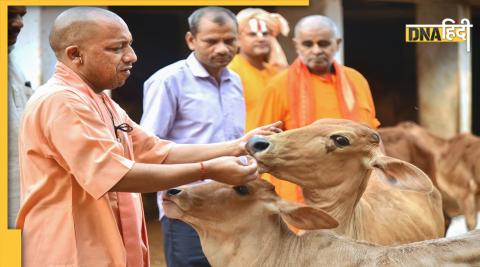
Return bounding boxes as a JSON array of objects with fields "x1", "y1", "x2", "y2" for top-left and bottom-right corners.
[
  {"x1": 16, "y1": 7, "x2": 280, "y2": 267},
  {"x1": 257, "y1": 15, "x2": 380, "y2": 203}
]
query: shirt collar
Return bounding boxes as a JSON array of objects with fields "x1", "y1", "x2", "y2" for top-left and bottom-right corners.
[
  {"x1": 53, "y1": 61, "x2": 106, "y2": 98},
  {"x1": 186, "y1": 52, "x2": 232, "y2": 82}
]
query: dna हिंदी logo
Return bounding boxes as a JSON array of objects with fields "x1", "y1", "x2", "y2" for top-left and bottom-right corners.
[{"x1": 405, "y1": 18, "x2": 473, "y2": 52}]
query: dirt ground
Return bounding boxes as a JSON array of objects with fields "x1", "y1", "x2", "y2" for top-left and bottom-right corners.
[{"x1": 446, "y1": 213, "x2": 480, "y2": 237}]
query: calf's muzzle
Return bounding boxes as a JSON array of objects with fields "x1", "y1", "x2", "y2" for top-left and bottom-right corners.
[{"x1": 246, "y1": 136, "x2": 271, "y2": 154}]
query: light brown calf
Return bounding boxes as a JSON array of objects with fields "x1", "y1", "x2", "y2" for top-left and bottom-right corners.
[
  {"x1": 440, "y1": 133, "x2": 480, "y2": 230},
  {"x1": 380, "y1": 122, "x2": 480, "y2": 230},
  {"x1": 247, "y1": 119, "x2": 445, "y2": 245},
  {"x1": 378, "y1": 122, "x2": 444, "y2": 186},
  {"x1": 163, "y1": 179, "x2": 480, "y2": 267}
]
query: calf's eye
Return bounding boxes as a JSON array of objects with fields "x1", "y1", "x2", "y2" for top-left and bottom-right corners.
[
  {"x1": 331, "y1": 134, "x2": 350, "y2": 147},
  {"x1": 233, "y1": 185, "x2": 250, "y2": 196}
]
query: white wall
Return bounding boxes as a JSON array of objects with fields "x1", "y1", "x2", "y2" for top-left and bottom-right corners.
[
  {"x1": 10, "y1": 7, "x2": 84, "y2": 89},
  {"x1": 10, "y1": 7, "x2": 42, "y2": 89}
]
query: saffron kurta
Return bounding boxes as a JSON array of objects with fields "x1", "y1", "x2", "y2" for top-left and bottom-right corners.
[
  {"x1": 17, "y1": 63, "x2": 173, "y2": 267},
  {"x1": 229, "y1": 54, "x2": 280, "y2": 131},
  {"x1": 257, "y1": 63, "x2": 380, "y2": 203}
]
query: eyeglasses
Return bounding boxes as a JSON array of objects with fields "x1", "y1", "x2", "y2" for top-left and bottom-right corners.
[{"x1": 113, "y1": 122, "x2": 133, "y2": 140}]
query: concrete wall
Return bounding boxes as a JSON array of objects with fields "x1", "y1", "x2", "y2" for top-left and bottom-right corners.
[
  {"x1": 416, "y1": 3, "x2": 472, "y2": 137},
  {"x1": 10, "y1": 4, "x2": 475, "y2": 137},
  {"x1": 11, "y1": 7, "x2": 103, "y2": 89},
  {"x1": 10, "y1": 7, "x2": 43, "y2": 89}
]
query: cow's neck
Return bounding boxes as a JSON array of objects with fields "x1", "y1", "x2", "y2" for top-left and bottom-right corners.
[
  {"x1": 196, "y1": 217, "x2": 297, "y2": 267},
  {"x1": 196, "y1": 216, "x2": 380, "y2": 267},
  {"x1": 301, "y1": 167, "x2": 372, "y2": 233}
]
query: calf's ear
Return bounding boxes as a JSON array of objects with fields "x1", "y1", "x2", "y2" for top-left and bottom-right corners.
[
  {"x1": 276, "y1": 200, "x2": 339, "y2": 230},
  {"x1": 370, "y1": 155, "x2": 433, "y2": 193}
]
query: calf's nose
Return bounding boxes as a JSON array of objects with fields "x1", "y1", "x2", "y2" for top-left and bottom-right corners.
[
  {"x1": 167, "y1": 188, "x2": 182, "y2": 196},
  {"x1": 246, "y1": 136, "x2": 271, "y2": 154}
]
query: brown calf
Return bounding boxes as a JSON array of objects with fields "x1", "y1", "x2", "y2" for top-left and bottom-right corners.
[
  {"x1": 163, "y1": 179, "x2": 480, "y2": 267},
  {"x1": 380, "y1": 122, "x2": 480, "y2": 230},
  {"x1": 247, "y1": 119, "x2": 445, "y2": 245}
]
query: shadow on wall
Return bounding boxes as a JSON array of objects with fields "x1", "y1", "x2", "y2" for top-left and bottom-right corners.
[
  {"x1": 110, "y1": 7, "x2": 190, "y2": 124},
  {"x1": 343, "y1": 1, "x2": 418, "y2": 127}
]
